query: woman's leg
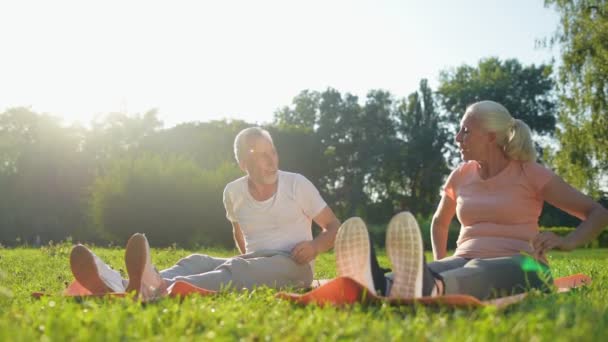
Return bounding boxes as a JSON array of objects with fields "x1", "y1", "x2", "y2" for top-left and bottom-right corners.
[
  {"x1": 369, "y1": 240, "x2": 390, "y2": 295},
  {"x1": 439, "y1": 255, "x2": 552, "y2": 300},
  {"x1": 427, "y1": 256, "x2": 469, "y2": 274}
]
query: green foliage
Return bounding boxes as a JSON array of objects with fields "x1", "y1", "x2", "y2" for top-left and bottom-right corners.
[
  {"x1": 382, "y1": 80, "x2": 450, "y2": 217},
  {"x1": 368, "y1": 216, "x2": 461, "y2": 251},
  {"x1": 139, "y1": 120, "x2": 250, "y2": 171},
  {"x1": 90, "y1": 155, "x2": 241, "y2": 247},
  {"x1": 540, "y1": 226, "x2": 608, "y2": 248},
  {"x1": 0, "y1": 74, "x2": 586, "y2": 247},
  {"x1": 544, "y1": 0, "x2": 608, "y2": 197},
  {"x1": 539, "y1": 202, "x2": 582, "y2": 228},
  {"x1": 1, "y1": 247, "x2": 607, "y2": 340},
  {"x1": 437, "y1": 57, "x2": 556, "y2": 164},
  {"x1": 266, "y1": 125, "x2": 325, "y2": 188},
  {"x1": 0, "y1": 107, "x2": 92, "y2": 245},
  {"x1": 273, "y1": 83, "x2": 450, "y2": 220}
]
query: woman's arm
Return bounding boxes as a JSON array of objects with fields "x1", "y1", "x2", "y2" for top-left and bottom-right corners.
[
  {"x1": 431, "y1": 194, "x2": 457, "y2": 261},
  {"x1": 533, "y1": 175, "x2": 608, "y2": 254}
]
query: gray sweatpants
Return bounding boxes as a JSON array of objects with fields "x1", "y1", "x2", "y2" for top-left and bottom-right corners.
[
  {"x1": 159, "y1": 250, "x2": 313, "y2": 291},
  {"x1": 428, "y1": 255, "x2": 552, "y2": 300}
]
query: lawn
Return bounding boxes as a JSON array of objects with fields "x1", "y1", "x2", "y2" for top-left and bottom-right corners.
[{"x1": 0, "y1": 243, "x2": 606, "y2": 341}]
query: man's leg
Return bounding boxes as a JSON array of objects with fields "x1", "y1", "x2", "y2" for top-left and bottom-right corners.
[
  {"x1": 166, "y1": 251, "x2": 313, "y2": 291},
  {"x1": 439, "y1": 255, "x2": 553, "y2": 300},
  {"x1": 70, "y1": 244, "x2": 126, "y2": 293},
  {"x1": 160, "y1": 254, "x2": 228, "y2": 280}
]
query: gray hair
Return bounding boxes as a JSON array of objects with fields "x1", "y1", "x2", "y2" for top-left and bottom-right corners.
[
  {"x1": 233, "y1": 127, "x2": 274, "y2": 163},
  {"x1": 467, "y1": 100, "x2": 536, "y2": 162}
]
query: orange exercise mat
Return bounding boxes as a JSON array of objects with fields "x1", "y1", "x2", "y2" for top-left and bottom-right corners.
[
  {"x1": 276, "y1": 274, "x2": 592, "y2": 309},
  {"x1": 32, "y1": 273, "x2": 590, "y2": 308},
  {"x1": 31, "y1": 280, "x2": 217, "y2": 301}
]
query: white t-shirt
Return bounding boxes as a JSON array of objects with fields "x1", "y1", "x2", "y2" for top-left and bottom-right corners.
[{"x1": 223, "y1": 171, "x2": 327, "y2": 254}]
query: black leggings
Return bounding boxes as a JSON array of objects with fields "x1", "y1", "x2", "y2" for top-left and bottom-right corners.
[{"x1": 369, "y1": 242, "x2": 552, "y2": 299}]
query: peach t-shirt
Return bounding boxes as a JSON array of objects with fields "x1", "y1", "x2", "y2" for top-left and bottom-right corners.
[{"x1": 444, "y1": 160, "x2": 555, "y2": 259}]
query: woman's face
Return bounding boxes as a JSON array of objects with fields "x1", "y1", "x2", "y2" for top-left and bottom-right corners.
[{"x1": 455, "y1": 112, "x2": 492, "y2": 162}]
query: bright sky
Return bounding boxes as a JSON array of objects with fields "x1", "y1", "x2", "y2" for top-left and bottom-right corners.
[{"x1": 0, "y1": 0, "x2": 559, "y2": 127}]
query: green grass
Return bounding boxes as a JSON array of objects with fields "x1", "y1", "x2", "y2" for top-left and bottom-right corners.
[{"x1": 0, "y1": 243, "x2": 606, "y2": 341}]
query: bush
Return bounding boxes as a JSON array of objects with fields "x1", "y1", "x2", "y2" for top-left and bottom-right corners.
[
  {"x1": 540, "y1": 226, "x2": 608, "y2": 248},
  {"x1": 367, "y1": 219, "x2": 608, "y2": 251},
  {"x1": 367, "y1": 215, "x2": 460, "y2": 251},
  {"x1": 89, "y1": 154, "x2": 242, "y2": 248}
]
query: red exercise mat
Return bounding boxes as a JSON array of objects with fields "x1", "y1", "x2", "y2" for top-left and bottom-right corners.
[{"x1": 276, "y1": 273, "x2": 592, "y2": 309}]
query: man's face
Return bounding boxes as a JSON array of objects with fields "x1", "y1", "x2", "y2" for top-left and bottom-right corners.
[{"x1": 241, "y1": 136, "x2": 279, "y2": 185}]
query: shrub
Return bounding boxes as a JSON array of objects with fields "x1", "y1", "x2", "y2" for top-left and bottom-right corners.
[
  {"x1": 539, "y1": 226, "x2": 608, "y2": 248},
  {"x1": 368, "y1": 215, "x2": 460, "y2": 251},
  {"x1": 89, "y1": 154, "x2": 242, "y2": 248},
  {"x1": 367, "y1": 220, "x2": 607, "y2": 250}
]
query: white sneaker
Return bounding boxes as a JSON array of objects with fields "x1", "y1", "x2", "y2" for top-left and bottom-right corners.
[
  {"x1": 70, "y1": 244, "x2": 126, "y2": 293},
  {"x1": 335, "y1": 217, "x2": 376, "y2": 295},
  {"x1": 386, "y1": 211, "x2": 424, "y2": 299},
  {"x1": 125, "y1": 233, "x2": 167, "y2": 300}
]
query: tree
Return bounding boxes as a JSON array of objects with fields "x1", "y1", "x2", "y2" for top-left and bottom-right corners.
[
  {"x1": 140, "y1": 119, "x2": 249, "y2": 171},
  {"x1": 378, "y1": 80, "x2": 450, "y2": 217},
  {"x1": 544, "y1": 0, "x2": 608, "y2": 197},
  {"x1": 437, "y1": 57, "x2": 556, "y2": 164},
  {"x1": 272, "y1": 85, "x2": 450, "y2": 220},
  {"x1": 83, "y1": 110, "x2": 163, "y2": 167},
  {"x1": 90, "y1": 155, "x2": 241, "y2": 247},
  {"x1": 0, "y1": 108, "x2": 92, "y2": 244},
  {"x1": 273, "y1": 90, "x2": 320, "y2": 130}
]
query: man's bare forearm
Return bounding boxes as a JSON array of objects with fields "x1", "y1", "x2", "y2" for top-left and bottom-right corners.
[{"x1": 312, "y1": 219, "x2": 341, "y2": 254}]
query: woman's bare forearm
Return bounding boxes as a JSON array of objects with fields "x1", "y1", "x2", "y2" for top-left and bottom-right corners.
[
  {"x1": 431, "y1": 216, "x2": 450, "y2": 261},
  {"x1": 564, "y1": 203, "x2": 608, "y2": 249}
]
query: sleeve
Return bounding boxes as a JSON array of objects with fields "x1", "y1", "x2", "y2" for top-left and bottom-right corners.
[
  {"x1": 522, "y1": 161, "x2": 556, "y2": 194},
  {"x1": 294, "y1": 174, "x2": 327, "y2": 219},
  {"x1": 223, "y1": 185, "x2": 237, "y2": 222},
  {"x1": 442, "y1": 165, "x2": 462, "y2": 201}
]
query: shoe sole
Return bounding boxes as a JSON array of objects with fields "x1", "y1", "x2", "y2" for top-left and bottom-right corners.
[
  {"x1": 70, "y1": 245, "x2": 112, "y2": 294},
  {"x1": 335, "y1": 217, "x2": 376, "y2": 295},
  {"x1": 125, "y1": 233, "x2": 148, "y2": 294},
  {"x1": 386, "y1": 212, "x2": 423, "y2": 299}
]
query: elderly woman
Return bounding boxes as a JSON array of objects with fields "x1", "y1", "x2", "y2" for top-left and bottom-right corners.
[{"x1": 336, "y1": 100, "x2": 608, "y2": 299}]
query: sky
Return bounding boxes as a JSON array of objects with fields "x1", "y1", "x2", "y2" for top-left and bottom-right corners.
[{"x1": 0, "y1": 0, "x2": 560, "y2": 128}]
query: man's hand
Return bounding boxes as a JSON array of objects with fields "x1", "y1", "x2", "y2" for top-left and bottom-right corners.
[
  {"x1": 291, "y1": 240, "x2": 318, "y2": 264},
  {"x1": 532, "y1": 231, "x2": 573, "y2": 258}
]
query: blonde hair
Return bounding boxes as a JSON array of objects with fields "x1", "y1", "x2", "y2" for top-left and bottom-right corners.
[
  {"x1": 233, "y1": 127, "x2": 274, "y2": 163},
  {"x1": 467, "y1": 100, "x2": 536, "y2": 162}
]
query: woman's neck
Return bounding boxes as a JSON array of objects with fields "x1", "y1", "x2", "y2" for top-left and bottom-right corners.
[{"x1": 477, "y1": 151, "x2": 511, "y2": 180}]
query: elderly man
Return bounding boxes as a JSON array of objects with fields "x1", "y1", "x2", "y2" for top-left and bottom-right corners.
[{"x1": 69, "y1": 127, "x2": 341, "y2": 298}]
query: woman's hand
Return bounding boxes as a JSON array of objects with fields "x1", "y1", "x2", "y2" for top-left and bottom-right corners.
[{"x1": 532, "y1": 231, "x2": 574, "y2": 256}]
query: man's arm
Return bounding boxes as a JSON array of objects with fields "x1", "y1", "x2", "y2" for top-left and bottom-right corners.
[
  {"x1": 232, "y1": 222, "x2": 246, "y2": 254},
  {"x1": 291, "y1": 206, "x2": 341, "y2": 264}
]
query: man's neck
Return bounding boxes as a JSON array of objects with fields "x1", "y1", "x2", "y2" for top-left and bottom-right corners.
[{"x1": 248, "y1": 177, "x2": 278, "y2": 201}]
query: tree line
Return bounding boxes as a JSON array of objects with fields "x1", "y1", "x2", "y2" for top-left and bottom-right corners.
[{"x1": 1, "y1": 1, "x2": 607, "y2": 247}]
